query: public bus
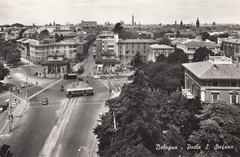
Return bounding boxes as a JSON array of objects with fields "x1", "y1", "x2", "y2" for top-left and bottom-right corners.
[
  {"x1": 66, "y1": 87, "x2": 94, "y2": 98},
  {"x1": 64, "y1": 73, "x2": 77, "y2": 79},
  {"x1": 77, "y1": 65, "x2": 84, "y2": 74}
]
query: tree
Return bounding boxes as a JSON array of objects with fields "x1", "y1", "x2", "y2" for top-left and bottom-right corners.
[
  {"x1": 158, "y1": 37, "x2": 171, "y2": 45},
  {"x1": 219, "y1": 33, "x2": 230, "y2": 38},
  {"x1": 130, "y1": 51, "x2": 145, "y2": 70},
  {"x1": 189, "y1": 100, "x2": 240, "y2": 157},
  {"x1": 55, "y1": 33, "x2": 60, "y2": 42},
  {"x1": 156, "y1": 54, "x2": 166, "y2": 63},
  {"x1": 39, "y1": 29, "x2": 49, "y2": 40},
  {"x1": 167, "y1": 48, "x2": 189, "y2": 65},
  {"x1": 0, "y1": 62, "x2": 10, "y2": 80},
  {"x1": 201, "y1": 32, "x2": 210, "y2": 41},
  {"x1": 192, "y1": 47, "x2": 214, "y2": 62},
  {"x1": 113, "y1": 23, "x2": 123, "y2": 34},
  {"x1": 0, "y1": 41, "x2": 21, "y2": 65}
]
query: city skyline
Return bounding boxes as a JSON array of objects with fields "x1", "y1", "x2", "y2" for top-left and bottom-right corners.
[{"x1": 0, "y1": 0, "x2": 240, "y2": 26}]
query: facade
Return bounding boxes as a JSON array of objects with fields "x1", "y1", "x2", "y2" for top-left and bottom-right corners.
[
  {"x1": 182, "y1": 56, "x2": 240, "y2": 104},
  {"x1": 222, "y1": 38, "x2": 240, "y2": 61},
  {"x1": 148, "y1": 44, "x2": 174, "y2": 62},
  {"x1": 41, "y1": 52, "x2": 71, "y2": 75},
  {"x1": 79, "y1": 20, "x2": 97, "y2": 27},
  {"x1": 117, "y1": 39, "x2": 157, "y2": 63},
  {"x1": 96, "y1": 31, "x2": 119, "y2": 60},
  {"x1": 27, "y1": 39, "x2": 83, "y2": 64},
  {"x1": 176, "y1": 41, "x2": 218, "y2": 62}
]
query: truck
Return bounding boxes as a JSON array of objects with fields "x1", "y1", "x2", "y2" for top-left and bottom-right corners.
[{"x1": 64, "y1": 73, "x2": 77, "y2": 79}]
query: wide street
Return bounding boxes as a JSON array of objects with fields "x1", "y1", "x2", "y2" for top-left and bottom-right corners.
[{"x1": 0, "y1": 44, "x2": 132, "y2": 157}]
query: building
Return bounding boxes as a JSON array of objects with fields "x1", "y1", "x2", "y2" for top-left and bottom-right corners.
[
  {"x1": 79, "y1": 20, "x2": 98, "y2": 28},
  {"x1": 117, "y1": 39, "x2": 157, "y2": 63},
  {"x1": 182, "y1": 56, "x2": 240, "y2": 104},
  {"x1": 222, "y1": 38, "x2": 240, "y2": 61},
  {"x1": 148, "y1": 44, "x2": 174, "y2": 62},
  {"x1": 95, "y1": 31, "x2": 119, "y2": 60},
  {"x1": 176, "y1": 41, "x2": 218, "y2": 62},
  {"x1": 27, "y1": 39, "x2": 83, "y2": 64},
  {"x1": 41, "y1": 52, "x2": 71, "y2": 75}
]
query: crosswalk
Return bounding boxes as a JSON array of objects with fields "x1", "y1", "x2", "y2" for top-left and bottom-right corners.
[
  {"x1": 28, "y1": 102, "x2": 104, "y2": 109},
  {"x1": 29, "y1": 98, "x2": 108, "y2": 104}
]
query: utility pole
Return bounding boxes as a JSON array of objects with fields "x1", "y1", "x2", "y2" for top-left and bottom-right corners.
[
  {"x1": 108, "y1": 77, "x2": 110, "y2": 99},
  {"x1": 5, "y1": 99, "x2": 11, "y2": 133}
]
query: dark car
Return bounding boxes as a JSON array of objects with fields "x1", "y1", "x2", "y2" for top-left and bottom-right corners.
[
  {"x1": 34, "y1": 72, "x2": 38, "y2": 76},
  {"x1": 78, "y1": 77, "x2": 84, "y2": 81},
  {"x1": 42, "y1": 98, "x2": 48, "y2": 105}
]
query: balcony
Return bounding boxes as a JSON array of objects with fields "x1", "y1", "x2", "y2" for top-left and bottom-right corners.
[{"x1": 182, "y1": 88, "x2": 195, "y2": 99}]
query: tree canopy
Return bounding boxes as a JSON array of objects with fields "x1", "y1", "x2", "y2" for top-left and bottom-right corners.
[{"x1": 192, "y1": 47, "x2": 214, "y2": 62}]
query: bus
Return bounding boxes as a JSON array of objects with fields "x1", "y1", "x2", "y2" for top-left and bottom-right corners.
[
  {"x1": 77, "y1": 65, "x2": 84, "y2": 74},
  {"x1": 64, "y1": 73, "x2": 77, "y2": 79},
  {"x1": 66, "y1": 87, "x2": 94, "y2": 98}
]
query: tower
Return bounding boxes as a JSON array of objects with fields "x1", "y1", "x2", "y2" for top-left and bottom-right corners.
[
  {"x1": 196, "y1": 18, "x2": 200, "y2": 28},
  {"x1": 132, "y1": 15, "x2": 134, "y2": 25}
]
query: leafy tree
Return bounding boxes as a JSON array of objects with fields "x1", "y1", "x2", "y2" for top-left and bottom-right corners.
[
  {"x1": 39, "y1": 29, "x2": 49, "y2": 40},
  {"x1": 113, "y1": 22, "x2": 123, "y2": 34},
  {"x1": 192, "y1": 47, "x2": 214, "y2": 62},
  {"x1": 55, "y1": 33, "x2": 60, "y2": 42},
  {"x1": 0, "y1": 61, "x2": 10, "y2": 80},
  {"x1": 158, "y1": 37, "x2": 171, "y2": 45},
  {"x1": 167, "y1": 48, "x2": 189, "y2": 64},
  {"x1": 0, "y1": 41, "x2": 21, "y2": 65},
  {"x1": 219, "y1": 33, "x2": 230, "y2": 38},
  {"x1": 189, "y1": 100, "x2": 240, "y2": 157},
  {"x1": 201, "y1": 32, "x2": 210, "y2": 41},
  {"x1": 130, "y1": 51, "x2": 145, "y2": 70},
  {"x1": 156, "y1": 54, "x2": 166, "y2": 63}
]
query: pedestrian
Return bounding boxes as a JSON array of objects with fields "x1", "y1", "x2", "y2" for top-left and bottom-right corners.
[
  {"x1": 36, "y1": 81, "x2": 38, "y2": 85},
  {"x1": 17, "y1": 89, "x2": 20, "y2": 93},
  {"x1": 39, "y1": 73, "x2": 41, "y2": 76},
  {"x1": 10, "y1": 87, "x2": 12, "y2": 91},
  {"x1": 86, "y1": 80, "x2": 88, "y2": 84}
]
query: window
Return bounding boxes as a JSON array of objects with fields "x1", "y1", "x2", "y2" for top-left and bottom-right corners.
[
  {"x1": 69, "y1": 45, "x2": 72, "y2": 48},
  {"x1": 230, "y1": 91, "x2": 239, "y2": 104},
  {"x1": 231, "y1": 82, "x2": 237, "y2": 87},
  {"x1": 212, "y1": 92, "x2": 219, "y2": 102},
  {"x1": 126, "y1": 51, "x2": 129, "y2": 54},
  {"x1": 212, "y1": 82, "x2": 219, "y2": 87}
]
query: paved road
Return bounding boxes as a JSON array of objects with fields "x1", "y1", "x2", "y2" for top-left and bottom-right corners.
[{"x1": 0, "y1": 44, "x2": 129, "y2": 157}]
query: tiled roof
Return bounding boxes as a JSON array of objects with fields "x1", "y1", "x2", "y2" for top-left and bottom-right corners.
[
  {"x1": 222, "y1": 38, "x2": 240, "y2": 44},
  {"x1": 183, "y1": 41, "x2": 216, "y2": 48},
  {"x1": 149, "y1": 44, "x2": 174, "y2": 49},
  {"x1": 182, "y1": 61, "x2": 240, "y2": 79},
  {"x1": 118, "y1": 39, "x2": 157, "y2": 44}
]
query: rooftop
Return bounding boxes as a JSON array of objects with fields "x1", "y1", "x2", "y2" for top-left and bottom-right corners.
[
  {"x1": 180, "y1": 41, "x2": 216, "y2": 48},
  {"x1": 149, "y1": 44, "x2": 174, "y2": 49},
  {"x1": 182, "y1": 56, "x2": 240, "y2": 79},
  {"x1": 118, "y1": 39, "x2": 157, "y2": 44},
  {"x1": 222, "y1": 38, "x2": 240, "y2": 44}
]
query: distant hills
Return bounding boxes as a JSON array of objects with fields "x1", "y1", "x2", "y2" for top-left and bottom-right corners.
[{"x1": 0, "y1": 23, "x2": 24, "y2": 27}]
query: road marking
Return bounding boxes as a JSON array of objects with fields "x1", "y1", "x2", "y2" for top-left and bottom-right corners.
[{"x1": 28, "y1": 78, "x2": 63, "y2": 100}]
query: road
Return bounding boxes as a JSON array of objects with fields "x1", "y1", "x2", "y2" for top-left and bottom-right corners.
[{"x1": 0, "y1": 44, "x2": 130, "y2": 157}]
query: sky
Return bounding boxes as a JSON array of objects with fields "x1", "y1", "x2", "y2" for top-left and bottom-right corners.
[{"x1": 0, "y1": 0, "x2": 240, "y2": 26}]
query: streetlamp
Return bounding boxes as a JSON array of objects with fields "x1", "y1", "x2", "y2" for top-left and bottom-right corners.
[{"x1": 78, "y1": 146, "x2": 90, "y2": 157}]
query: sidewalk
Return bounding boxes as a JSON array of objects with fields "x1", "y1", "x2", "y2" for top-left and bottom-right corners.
[{"x1": 0, "y1": 98, "x2": 28, "y2": 135}]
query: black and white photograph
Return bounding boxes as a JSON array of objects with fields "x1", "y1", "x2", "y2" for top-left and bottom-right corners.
[{"x1": 0, "y1": 0, "x2": 240, "y2": 156}]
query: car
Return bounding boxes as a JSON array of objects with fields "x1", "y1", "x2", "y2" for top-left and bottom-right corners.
[
  {"x1": 42, "y1": 98, "x2": 48, "y2": 105},
  {"x1": 34, "y1": 72, "x2": 38, "y2": 76},
  {"x1": 0, "y1": 144, "x2": 11, "y2": 157},
  {"x1": 7, "y1": 75, "x2": 11, "y2": 79},
  {"x1": 0, "y1": 105, "x2": 4, "y2": 112},
  {"x1": 106, "y1": 74, "x2": 114, "y2": 78},
  {"x1": 93, "y1": 75, "x2": 100, "y2": 79},
  {"x1": 9, "y1": 64, "x2": 17, "y2": 68},
  {"x1": 21, "y1": 83, "x2": 25, "y2": 88},
  {"x1": 78, "y1": 77, "x2": 84, "y2": 81},
  {"x1": 94, "y1": 71, "x2": 99, "y2": 75}
]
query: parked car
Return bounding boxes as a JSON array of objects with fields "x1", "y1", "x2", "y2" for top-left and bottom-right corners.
[
  {"x1": 9, "y1": 64, "x2": 17, "y2": 68},
  {"x1": 34, "y1": 72, "x2": 38, "y2": 76},
  {"x1": 42, "y1": 98, "x2": 48, "y2": 105},
  {"x1": 0, "y1": 105, "x2": 4, "y2": 112},
  {"x1": 0, "y1": 144, "x2": 11, "y2": 157},
  {"x1": 93, "y1": 75, "x2": 100, "y2": 79},
  {"x1": 94, "y1": 71, "x2": 99, "y2": 75},
  {"x1": 106, "y1": 74, "x2": 114, "y2": 78},
  {"x1": 7, "y1": 75, "x2": 11, "y2": 79},
  {"x1": 21, "y1": 83, "x2": 25, "y2": 88}
]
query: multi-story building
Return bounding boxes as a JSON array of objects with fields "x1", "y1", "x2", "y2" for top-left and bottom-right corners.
[
  {"x1": 28, "y1": 39, "x2": 83, "y2": 64},
  {"x1": 79, "y1": 20, "x2": 98, "y2": 28},
  {"x1": 222, "y1": 38, "x2": 240, "y2": 61},
  {"x1": 182, "y1": 56, "x2": 240, "y2": 104},
  {"x1": 148, "y1": 44, "x2": 174, "y2": 62},
  {"x1": 176, "y1": 41, "x2": 218, "y2": 62},
  {"x1": 96, "y1": 31, "x2": 119, "y2": 60},
  {"x1": 117, "y1": 39, "x2": 157, "y2": 63}
]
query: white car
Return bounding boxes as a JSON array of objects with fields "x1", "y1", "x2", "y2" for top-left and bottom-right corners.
[
  {"x1": 21, "y1": 83, "x2": 25, "y2": 88},
  {"x1": 106, "y1": 74, "x2": 114, "y2": 78},
  {"x1": 93, "y1": 75, "x2": 100, "y2": 79},
  {"x1": 7, "y1": 75, "x2": 11, "y2": 79}
]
